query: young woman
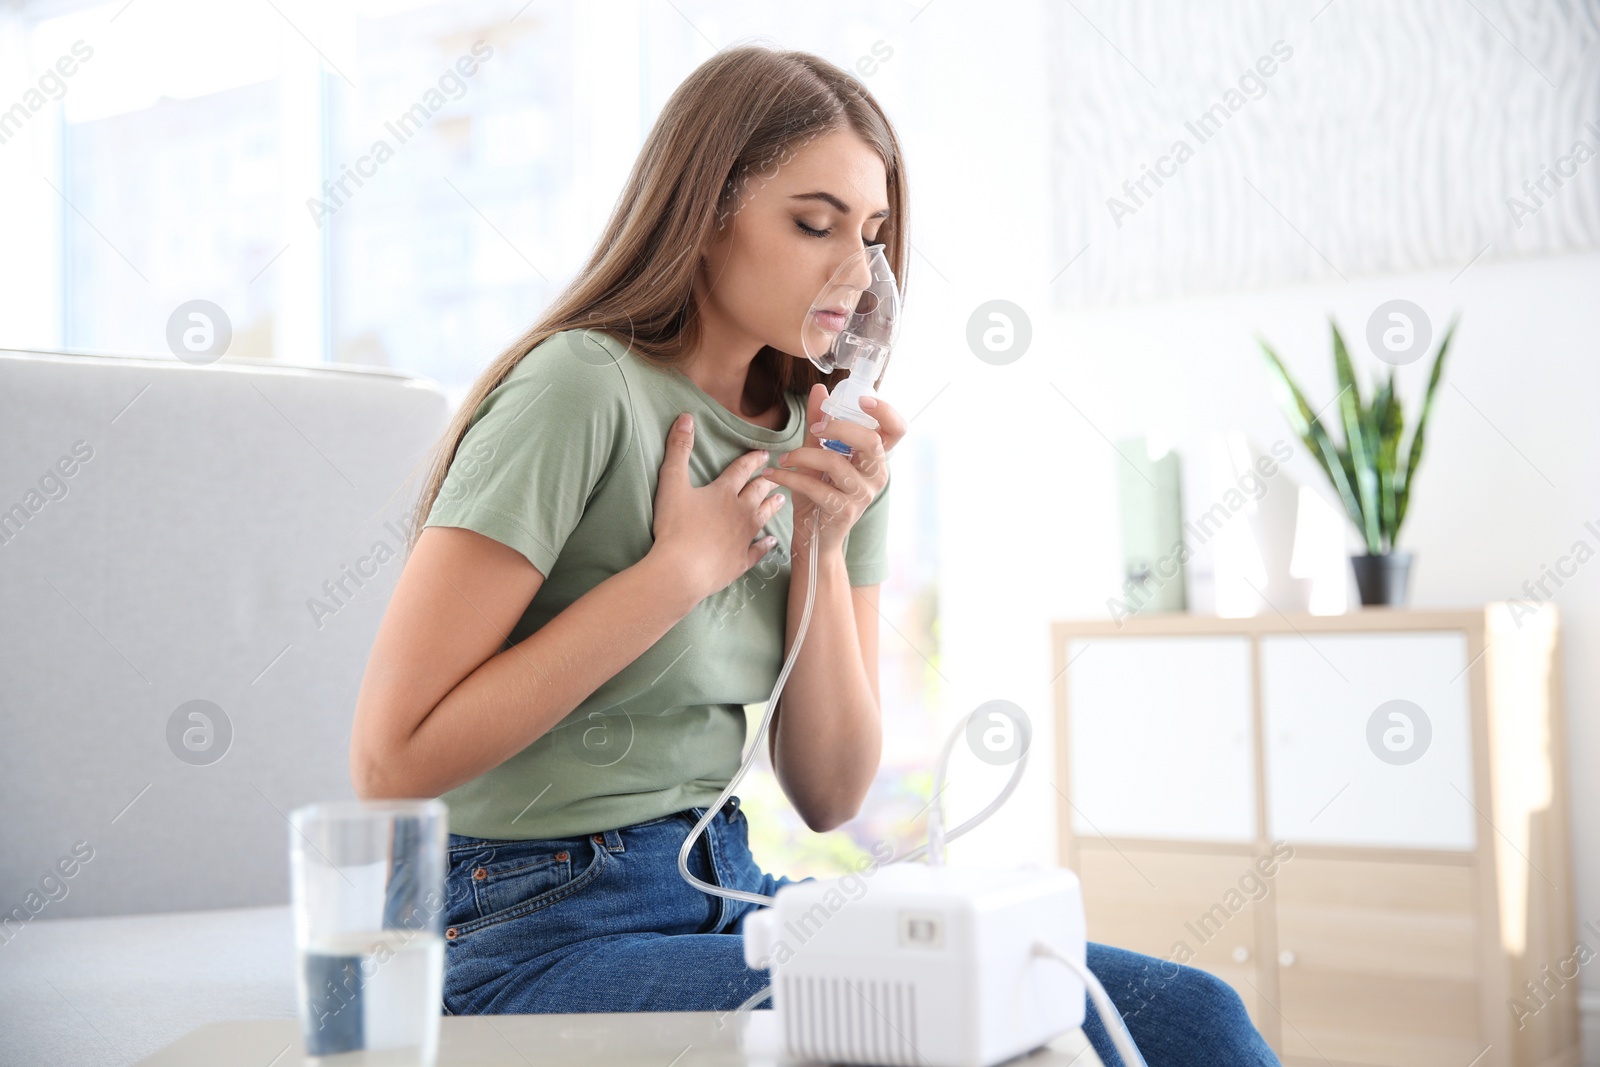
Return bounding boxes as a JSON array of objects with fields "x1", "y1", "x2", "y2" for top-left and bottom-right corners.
[{"x1": 350, "y1": 44, "x2": 1279, "y2": 1067}]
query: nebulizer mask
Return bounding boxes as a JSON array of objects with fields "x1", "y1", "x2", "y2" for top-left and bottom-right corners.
[{"x1": 800, "y1": 242, "x2": 901, "y2": 457}]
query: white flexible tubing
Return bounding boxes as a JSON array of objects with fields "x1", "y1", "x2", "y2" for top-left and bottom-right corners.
[
  {"x1": 925, "y1": 703, "x2": 1029, "y2": 867},
  {"x1": 678, "y1": 500, "x2": 1031, "y2": 899},
  {"x1": 1032, "y1": 941, "x2": 1150, "y2": 1067},
  {"x1": 895, "y1": 740, "x2": 1027, "y2": 866},
  {"x1": 676, "y1": 508, "x2": 824, "y2": 907}
]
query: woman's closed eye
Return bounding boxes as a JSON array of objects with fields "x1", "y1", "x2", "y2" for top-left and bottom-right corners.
[{"x1": 794, "y1": 218, "x2": 883, "y2": 247}]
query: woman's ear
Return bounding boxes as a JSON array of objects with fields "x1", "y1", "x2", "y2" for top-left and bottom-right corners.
[
  {"x1": 700, "y1": 212, "x2": 737, "y2": 266},
  {"x1": 691, "y1": 238, "x2": 719, "y2": 300}
]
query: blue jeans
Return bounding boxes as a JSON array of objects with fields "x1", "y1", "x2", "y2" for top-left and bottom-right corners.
[{"x1": 439, "y1": 797, "x2": 1279, "y2": 1066}]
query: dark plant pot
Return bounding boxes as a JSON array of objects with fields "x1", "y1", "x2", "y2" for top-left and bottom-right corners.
[{"x1": 1351, "y1": 551, "x2": 1413, "y2": 607}]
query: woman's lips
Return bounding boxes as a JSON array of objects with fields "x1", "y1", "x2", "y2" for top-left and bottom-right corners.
[{"x1": 812, "y1": 309, "x2": 848, "y2": 332}]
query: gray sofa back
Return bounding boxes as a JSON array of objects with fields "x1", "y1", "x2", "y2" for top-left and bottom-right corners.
[{"x1": 0, "y1": 348, "x2": 451, "y2": 920}]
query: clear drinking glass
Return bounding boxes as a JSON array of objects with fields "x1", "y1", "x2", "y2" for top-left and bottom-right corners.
[{"x1": 289, "y1": 798, "x2": 449, "y2": 1066}]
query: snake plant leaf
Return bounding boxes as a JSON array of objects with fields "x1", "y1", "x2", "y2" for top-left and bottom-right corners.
[
  {"x1": 1358, "y1": 397, "x2": 1385, "y2": 552},
  {"x1": 1328, "y1": 412, "x2": 1360, "y2": 520},
  {"x1": 1332, "y1": 321, "x2": 1383, "y2": 554},
  {"x1": 1373, "y1": 368, "x2": 1402, "y2": 549},
  {"x1": 1395, "y1": 313, "x2": 1459, "y2": 536},
  {"x1": 1256, "y1": 335, "x2": 1365, "y2": 533}
]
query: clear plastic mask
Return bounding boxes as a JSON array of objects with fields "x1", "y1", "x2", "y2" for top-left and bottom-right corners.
[{"x1": 802, "y1": 243, "x2": 901, "y2": 381}]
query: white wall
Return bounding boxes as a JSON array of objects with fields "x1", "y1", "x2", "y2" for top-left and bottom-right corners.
[{"x1": 889, "y1": 0, "x2": 1600, "y2": 1052}]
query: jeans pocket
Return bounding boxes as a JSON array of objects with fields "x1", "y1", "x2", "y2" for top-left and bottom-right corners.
[
  {"x1": 447, "y1": 836, "x2": 606, "y2": 937},
  {"x1": 475, "y1": 846, "x2": 573, "y2": 917}
]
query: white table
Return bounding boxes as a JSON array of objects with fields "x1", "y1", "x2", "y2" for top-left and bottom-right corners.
[{"x1": 134, "y1": 1011, "x2": 1105, "y2": 1065}]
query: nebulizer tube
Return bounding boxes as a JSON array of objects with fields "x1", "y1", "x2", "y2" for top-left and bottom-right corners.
[
  {"x1": 676, "y1": 244, "x2": 1028, "y2": 906},
  {"x1": 675, "y1": 251, "x2": 1017, "y2": 899},
  {"x1": 675, "y1": 243, "x2": 901, "y2": 907}
]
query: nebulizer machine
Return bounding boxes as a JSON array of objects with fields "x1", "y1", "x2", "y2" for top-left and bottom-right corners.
[{"x1": 674, "y1": 244, "x2": 1151, "y2": 1067}]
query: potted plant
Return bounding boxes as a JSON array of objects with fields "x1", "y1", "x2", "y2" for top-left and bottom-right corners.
[{"x1": 1255, "y1": 313, "x2": 1458, "y2": 607}]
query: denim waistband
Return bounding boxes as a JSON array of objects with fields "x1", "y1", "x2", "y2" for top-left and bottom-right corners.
[
  {"x1": 446, "y1": 795, "x2": 742, "y2": 856},
  {"x1": 625, "y1": 794, "x2": 741, "y2": 830}
]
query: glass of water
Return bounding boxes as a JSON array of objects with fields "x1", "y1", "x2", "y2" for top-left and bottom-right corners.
[{"x1": 289, "y1": 798, "x2": 448, "y2": 1066}]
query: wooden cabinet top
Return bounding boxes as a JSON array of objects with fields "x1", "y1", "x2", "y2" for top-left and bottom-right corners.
[{"x1": 1051, "y1": 602, "x2": 1554, "y2": 639}]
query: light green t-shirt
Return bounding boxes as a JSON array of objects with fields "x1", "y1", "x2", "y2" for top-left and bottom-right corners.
[{"x1": 421, "y1": 327, "x2": 891, "y2": 841}]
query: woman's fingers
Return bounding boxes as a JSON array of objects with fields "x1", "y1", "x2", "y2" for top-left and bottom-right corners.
[
  {"x1": 747, "y1": 538, "x2": 776, "y2": 567},
  {"x1": 798, "y1": 420, "x2": 888, "y2": 482},
  {"x1": 775, "y1": 445, "x2": 874, "y2": 497},
  {"x1": 858, "y1": 396, "x2": 905, "y2": 453},
  {"x1": 762, "y1": 466, "x2": 851, "y2": 516},
  {"x1": 720, "y1": 448, "x2": 773, "y2": 490},
  {"x1": 739, "y1": 473, "x2": 778, "y2": 502},
  {"x1": 810, "y1": 417, "x2": 883, "y2": 459},
  {"x1": 736, "y1": 479, "x2": 787, "y2": 539}
]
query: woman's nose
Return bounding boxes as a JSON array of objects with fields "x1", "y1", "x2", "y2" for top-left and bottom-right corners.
[{"x1": 835, "y1": 247, "x2": 875, "y2": 301}]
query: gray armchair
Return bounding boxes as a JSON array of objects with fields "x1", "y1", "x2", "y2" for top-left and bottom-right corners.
[{"x1": 0, "y1": 347, "x2": 451, "y2": 1065}]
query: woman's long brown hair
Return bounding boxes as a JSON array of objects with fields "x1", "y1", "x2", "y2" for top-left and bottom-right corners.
[{"x1": 403, "y1": 44, "x2": 910, "y2": 553}]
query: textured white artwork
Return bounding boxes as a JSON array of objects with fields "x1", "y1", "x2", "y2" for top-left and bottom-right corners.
[{"x1": 1046, "y1": 0, "x2": 1600, "y2": 304}]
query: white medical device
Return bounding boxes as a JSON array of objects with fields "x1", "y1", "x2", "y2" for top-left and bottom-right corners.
[
  {"x1": 676, "y1": 245, "x2": 1149, "y2": 1067},
  {"x1": 741, "y1": 863, "x2": 1090, "y2": 1067}
]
